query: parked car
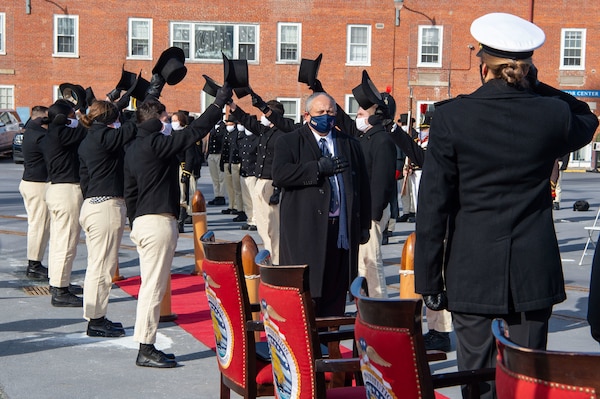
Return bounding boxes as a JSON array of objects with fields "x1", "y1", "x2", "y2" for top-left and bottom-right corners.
[
  {"x1": 0, "y1": 109, "x2": 22, "y2": 156},
  {"x1": 12, "y1": 123, "x2": 26, "y2": 163}
]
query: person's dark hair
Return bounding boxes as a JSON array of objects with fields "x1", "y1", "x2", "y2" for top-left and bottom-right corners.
[
  {"x1": 80, "y1": 100, "x2": 119, "y2": 128},
  {"x1": 31, "y1": 105, "x2": 48, "y2": 120},
  {"x1": 266, "y1": 100, "x2": 285, "y2": 115},
  {"x1": 136, "y1": 100, "x2": 166, "y2": 124},
  {"x1": 481, "y1": 52, "x2": 531, "y2": 88},
  {"x1": 46, "y1": 100, "x2": 75, "y2": 123}
]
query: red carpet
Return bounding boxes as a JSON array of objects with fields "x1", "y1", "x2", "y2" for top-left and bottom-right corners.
[{"x1": 116, "y1": 273, "x2": 218, "y2": 350}]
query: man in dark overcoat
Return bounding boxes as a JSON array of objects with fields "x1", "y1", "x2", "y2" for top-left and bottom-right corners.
[
  {"x1": 272, "y1": 92, "x2": 371, "y2": 317},
  {"x1": 414, "y1": 13, "x2": 598, "y2": 398}
]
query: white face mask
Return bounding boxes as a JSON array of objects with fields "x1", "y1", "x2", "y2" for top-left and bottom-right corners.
[
  {"x1": 355, "y1": 117, "x2": 370, "y2": 132},
  {"x1": 67, "y1": 118, "x2": 79, "y2": 128},
  {"x1": 226, "y1": 125, "x2": 236, "y2": 132},
  {"x1": 260, "y1": 115, "x2": 271, "y2": 127},
  {"x1": 237, "y1": 124, "x2": 245, "y2": 132},
  {"x1": 172, "y1": 121, "x2": 183, "y2": 131},
  {"x1": 161, "y1": 121, "x2": 172, "y2": 136}
]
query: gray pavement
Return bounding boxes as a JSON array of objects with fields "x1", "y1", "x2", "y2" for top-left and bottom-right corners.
[{"x1": 1, "y1": 156, "x2": 599, "y2": 399}]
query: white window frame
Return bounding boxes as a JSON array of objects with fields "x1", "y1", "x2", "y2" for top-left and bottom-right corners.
[
  {"x1": 277, "y1": 23, "x2": 301, "y2": 63},
  {"x1": 0, "y1": 13, "x2": 5, "y2": 55},
  {"x1": 344, "y1": 94, "x2": 359, "y2": 119},
  {"x1": 201, "y1": 91, "x2": 216, "y2": 112},
  {"x1": 53, "y1": 14, "x2": 79, "y2": 58},
  {"x1": 277, "y1": 98, "x2": 301, "y2": 122},
  {"x1": 128, "y1": 18, "x2": 152, "y2": 60},
  {"x1": 417, "y1": 25, "x2": 443, "y2": 68},
  {"x1": 346, "y1": 25, "x2": 371, "y2": 66},
  {"x1": 0, "y1": 85, "x2": 15, "y2": 109},
  {"x1": 560, "y1": 28, "x2": 586, "y2": 71},
  {"x1": 170, "y1": 22, "x2": 259, "y2": 63}
]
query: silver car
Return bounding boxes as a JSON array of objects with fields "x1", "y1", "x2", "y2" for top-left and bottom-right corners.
[{"x1": 0, "y1": 109, "x2": 22, "y2": 155}]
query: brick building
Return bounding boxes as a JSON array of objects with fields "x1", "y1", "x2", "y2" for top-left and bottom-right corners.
[{"x1": 1, "y1": 0, "x2": 598, "y2": 164}]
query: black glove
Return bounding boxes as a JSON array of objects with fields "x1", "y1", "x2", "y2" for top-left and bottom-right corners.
[
  {"x1": 318, "y1": 156, "x2": 349, "y2": 176},
  {"x1": 309, "y1": 79, "x2": 324, "y2": 93},
  {"x1": 525, "y1": 63, "x2": 540, "y2": 90},
  {"x1": 181, "y1": 170, "x2": 192, "y2": 185},
  {"x1": 106, "y1": 88, "x2": 121, "y2": 102},
  {"x1": 423, "y1": 292, "x2": 448, "y2": 311},
  {"x1": 360, "y1": 229, "x2": 370, "y2": 245},
  {"x1": 214, "y1": 82, "x2": 233, "y2": 108},
  {"x1": 251, "y1": 91, "x2": 270, "y2": 113},
  {"x1": 115, "y1": 92, "x2": 131, "y2": 111},
  {"x1": 145, "y1": 73, "x2": 166, "y2": 100},
  {"x1": 269, "y1": 186, "x2": 281, "y2": 205}
]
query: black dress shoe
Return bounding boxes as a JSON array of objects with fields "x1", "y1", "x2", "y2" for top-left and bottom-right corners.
[
  {"x1": 232, "y1": 212, "x2": 247, "y2": 222},
  {"x1": 248, "y1": 225, "x2": 257, "y2": 231},
  {"x1": 240, "y1": 223, "x2": 250, "y2": 230},
  {"x1": 136, "y1": 345, "x2": 177, "y2": 368},
  {"x1": 87, "y1": 317, "x2": 125, "y2": 337},
  {"x1": 51, "y1": 287, "x2": 83, "y2": 307},
  {"x1": 26, "y1": 261, "x2": 48, "y2": 279},
  {"x1": 208, "y1": 197, "x2": 226, "y2": 206},
  {"x1": 221, "y1": 208, "x2": 237, "y2": 214},
  {"x1": 68, "y1": 284, "x2": 84, "y2": 295}
]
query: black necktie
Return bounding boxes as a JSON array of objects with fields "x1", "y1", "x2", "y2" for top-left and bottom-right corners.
[{"x1": 319, "y1": 138, "x2": 340, "y2": 214}]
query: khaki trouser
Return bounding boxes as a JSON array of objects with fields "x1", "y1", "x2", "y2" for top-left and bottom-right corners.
[
  {"x1": 253, "y1": 178, "x2": 280, "y2": 264},
  {"x1": 224, "y1": 163, "x2": 243, "y2": 212},
  {"x1": 19, "y1": 180, "x2": 50, "y2": 261},
  {"x1": 427, "y1": 309, "x2": 453, "y2": 333},
  {"x1": 358, "y1": 205, "x2": 391, "y2": 298},
  {"x1": 240, "y1": 175, "x2": 257, "y2": 225},
  {"x1": 207, "y1": 153, "x2": 225, "y2": 198},
  {"x1": 130, "y1": 214, "x2": 178, "y2": 344},
  {"x1": 80, "y1": 198, "x2": 126, "y2": 320},
  {"x1": 400, "y1": 177, "x2": 414, "y2": 215},
  {"x1": 46, "y1": 183, "x2": 83, "y2": 288}
]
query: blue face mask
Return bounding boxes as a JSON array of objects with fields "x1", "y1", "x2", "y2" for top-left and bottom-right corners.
[{"x1": 309, "y1": 114, "x2": 335, "y2": 134}]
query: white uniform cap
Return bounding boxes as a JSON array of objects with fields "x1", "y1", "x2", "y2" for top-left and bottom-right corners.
[{"x1": 470, "y1": 13, "x2": 545, "y2": 59}]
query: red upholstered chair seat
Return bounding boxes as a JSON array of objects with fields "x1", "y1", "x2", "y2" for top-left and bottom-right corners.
[{"x1": 496, "y1": 361, "x2": 597, "y2": 399}]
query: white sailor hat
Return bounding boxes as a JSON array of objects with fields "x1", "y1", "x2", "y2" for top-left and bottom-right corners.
[{"x1": 470, "y1": 13, "x2": 545, "y2": 59}]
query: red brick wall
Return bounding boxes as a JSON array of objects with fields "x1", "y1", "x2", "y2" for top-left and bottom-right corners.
[{"x1": 1, "y1": 0, "x2": 598, "y2": 120}]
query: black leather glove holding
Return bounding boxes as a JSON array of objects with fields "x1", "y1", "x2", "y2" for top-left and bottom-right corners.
[
  {"x1": 309, "y1": 79, "x2": 324, "y2": 93},
  {"x1": 214, "y1": 82, "x2": 233, "y2": 108},
  {"x1": 360, "y1": 229, "x2": 370, "y2": 245},
  {"x1": 145, "y1": 73, "x2": 166, "y2": 100},
  {"x1": 181, "y1": 170, "x2": 192, "y2": 185},
  {"x1": 269, "y1": 186, "x2": 281, "y2": 205},
  {"x1": 106, "y1": 88, "x2": 121, "y2": 102},
  {"x1": 251, "y1": 91, "x2": 270, "y2": 113},
  {"x1": 423, "y1": 292, "x2": 448, "y2": 311},
  {"x1": 318, "y1": 156, "x2": 348, "y2": 176}
]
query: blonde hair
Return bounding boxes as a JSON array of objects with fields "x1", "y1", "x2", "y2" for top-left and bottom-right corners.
[
  {"x1": 481, "y1": 52, "x2": 531, "y2": 88},
  {"x1": 80, "y1": 100, "x2": 119, "y2": 128}
]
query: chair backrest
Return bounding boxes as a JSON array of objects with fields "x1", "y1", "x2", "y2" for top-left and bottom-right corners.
[
  {"x1": 259, "y1": 264, "x2": 332, "y2": 399},
  {"x1": 493, "y1": 318, "x2": 600, "y2": 399},
  {"x1": 351, "y1": 276, "x2": 437, "y2": 399},
  {"x1": 201, "y1": 231, "x2": 271, "y2": 398}
]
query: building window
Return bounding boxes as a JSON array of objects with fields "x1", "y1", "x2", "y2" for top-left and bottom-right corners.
[
  {"x1": 560, "y1": 29, "x2": 585, "y2": 70},
  {"x1": 277, "y1": 23, "x2": 301, "y2": 63},
  {"x1": 345, "y1": 95, "x2": 359, "y2": 119},
  {"x1": 171, "y1": 22, "x2": 259, "y2": 62},
  {"x1": 347, "y1": 25, "x2": 371, "y2": 66},
  {"x1": 418, "y1": 26, "x2": 443, "y2": 68},
  {"x1": 129, "y1": 18, "x2": 152, "y2": 59},
  {"x1": 53, "y1": 15, "x2": 78, "y2": 57},
  {"x1": 0, "y1": 13, "x2": 5, "y2": 55},
  {"x1": 277, "y1": 98, "x2": 301, "y2": 122},
  {"x1": 0, "y1": 85, "x2": 14, "y2": 109}
]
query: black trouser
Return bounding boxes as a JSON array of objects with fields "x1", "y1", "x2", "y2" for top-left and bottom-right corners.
[
  {"x1": 313, "y1": 218, "x2": 350, "y2": 318},
  {"x1": 453, "y1": 307, "x2": 552, "y2": 399}
]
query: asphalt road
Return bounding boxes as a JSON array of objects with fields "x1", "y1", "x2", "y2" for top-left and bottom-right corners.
[{"x1": 0, "y1": 155, "x2": 599, "y2": 399}]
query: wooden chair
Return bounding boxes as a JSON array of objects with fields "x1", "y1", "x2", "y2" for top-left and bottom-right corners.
[
  {"x1": 493, "y1": 318, "x2": 600, "y2": 398},
  {"x1": 200, "y1": 231, "x2": 273, "y2": 399},
  {"x1": 258, "y1": 264, "x2": 366, "y2": 399},
  {"x1": 351, "y1": 276, "x2": 496, "y2": 399}
]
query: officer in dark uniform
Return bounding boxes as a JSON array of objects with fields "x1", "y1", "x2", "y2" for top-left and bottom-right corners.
[
  {"x1": 237, "y1": 119, "x2": 259, "y2": 230},
  {"x1": 414, "y1": 13, "x2": 598, "y2": 398},
  {"x1": 19, "y1": 106, "x2": 50, "y2": 279},
  {"x1": 220, "y1": 115, "x2": 244, "y2": 216},
  {"x1": 206, "y1": 120, "x2": 227, "y2": 206}
]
